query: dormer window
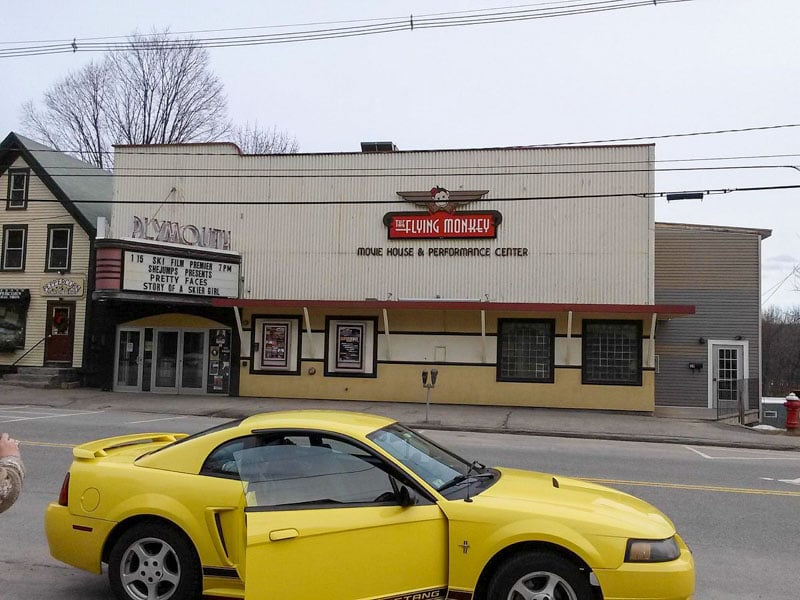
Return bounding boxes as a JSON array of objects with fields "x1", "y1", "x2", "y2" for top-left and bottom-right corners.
[{"x1": 6, "y1": 168, "x2": 29, "y2": 209}]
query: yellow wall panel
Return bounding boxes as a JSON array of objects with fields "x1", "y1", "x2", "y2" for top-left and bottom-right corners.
[{"x1": 239, "y1": 363, "x2": 655, "y2": 412}]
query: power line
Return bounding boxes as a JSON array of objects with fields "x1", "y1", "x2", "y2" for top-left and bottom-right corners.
[
  {"x1": 18, "y1": 122, "x2": 800, "y2": 159},
  {"x1": 17, "y1": 182, "x2": 800, "y2": 205},
  {"x1": 0, "y1": 0, "x2": 695, "y2": 58},
  {"x1": 538, "y1": 123, "x2": 800, "y2": 146},
  {"x1": 763, "y1": 266, "x2": 799, "y2": 304},
  {"x1": 25, "y1": 163, "x2": 800, "y2": 179}
]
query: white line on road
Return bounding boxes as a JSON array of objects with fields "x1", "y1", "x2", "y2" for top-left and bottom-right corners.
[
  {"x1": 684, "y1": 445, "x2": 800, "y2": 461},
  {"x1": 0, "y1": 409, "x2": 105, "y2": 423},
  {"x1": 126, "y1": 416, "x2": 189, "y2": 425}
]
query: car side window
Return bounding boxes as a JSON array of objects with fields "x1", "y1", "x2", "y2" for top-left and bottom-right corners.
[
  {"x1": 236, "y1": 433, "x2": 399, "y2": 509},
  {"x1": 201, "y1": 437, "x2": 252, "y2": 478}
]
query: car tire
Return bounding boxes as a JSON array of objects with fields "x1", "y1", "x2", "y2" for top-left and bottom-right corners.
[
  {"x1": 487, "y1": 551, "x2": 593, "y2": 600},
  {"x1": 108, "y1": 520, "x2": 202, "y2": 600}
]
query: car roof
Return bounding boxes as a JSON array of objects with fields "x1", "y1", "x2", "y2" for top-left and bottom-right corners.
[
  {"x1": 135, "y1": 410, "x2": 399, "y2": 473},
  {"x1": 239, "y1": 410, "x2": 397, "y2": 436}
]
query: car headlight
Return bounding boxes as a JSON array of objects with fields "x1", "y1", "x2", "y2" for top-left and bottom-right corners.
[{"x1": 625, "y1": 537, "x2": 681, "y2": 563}]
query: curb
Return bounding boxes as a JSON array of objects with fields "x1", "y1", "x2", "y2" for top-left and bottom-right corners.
[{"x1": 404, "y1": 423, "x2": 800, "y2": 452}]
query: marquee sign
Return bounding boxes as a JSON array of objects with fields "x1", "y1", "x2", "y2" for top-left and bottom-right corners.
[{"x1": 123, "y1": 251, "x2": 240, "y2": 298}]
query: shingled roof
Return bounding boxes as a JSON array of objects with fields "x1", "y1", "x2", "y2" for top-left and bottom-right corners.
[{"x1": 0, "y1": 132, "x2": 112, "y2": 235}]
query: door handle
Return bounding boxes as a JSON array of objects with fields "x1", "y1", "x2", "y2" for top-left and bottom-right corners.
[{"x1": 269, "y1": 528, "x2": 298, "y2": 542}]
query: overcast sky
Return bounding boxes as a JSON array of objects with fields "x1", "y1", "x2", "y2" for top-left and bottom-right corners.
[{"x1": 2, "y1": 0, "x2": 799, "y2": 308}]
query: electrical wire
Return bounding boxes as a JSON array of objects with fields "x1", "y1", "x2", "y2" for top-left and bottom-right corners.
[
  {"x1": 762, "y1": 266, "x2": 799, "y2": 304},
  {"x1": 0, "y1": 0, "x2": 695, "y2": 58},
  {"x1": 18, "y1": 122, "x2": 800, "y2": 160},
  {"x1": 16, "y1": 182, "x2": 800, "y2": 205},
  {"x1": 21, "y1": 163, "x2": 800, "y2": 179}
]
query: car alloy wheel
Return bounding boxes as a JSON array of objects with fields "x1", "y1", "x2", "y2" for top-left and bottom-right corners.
[
  {"x1": 505, "y1": 570, "x2": 579, "y2": 600},
  {"x1": 488, "y1": 551, "x2": 593, "y2": 600},
  {"x1": 109, "y1": 521, "x2": 201, "y2": 600}
]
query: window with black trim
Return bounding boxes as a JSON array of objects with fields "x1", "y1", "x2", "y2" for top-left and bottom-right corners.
[
  {"x1": 497, "y1": 319, "x2": 555, "y2": 383},
  {"x1": 6, "y1": 169, "x2": 29, "y2": 209},
  {"x1": 1, "y1": 225, "x2": 27, "y2": 271},
  {"x1": 324, "y1": 317, "x2": 378, "y2": 377},
  {"x1": 250, "y1": 315, "x2": 302, "y2": 375},
  {"x1": 582, "y1": 320, "x2": 642, "y2": 386},
  {"x1": 46, "y1": 224, "x2": 73, "y2": 272}
]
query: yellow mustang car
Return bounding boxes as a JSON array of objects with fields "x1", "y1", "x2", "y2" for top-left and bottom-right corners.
[{"x1": 45, "y1": 410, "x2": 694, "y2": 600}]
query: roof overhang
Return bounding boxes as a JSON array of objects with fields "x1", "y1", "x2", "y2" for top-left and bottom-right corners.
[{"x1": 211, "y1": 298, "x2": 695, "y2": 318}]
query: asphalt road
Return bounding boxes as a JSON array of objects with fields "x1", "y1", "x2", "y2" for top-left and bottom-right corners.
[{"x1": 1, "y1": 404, "x2": 799, "y2": 599}]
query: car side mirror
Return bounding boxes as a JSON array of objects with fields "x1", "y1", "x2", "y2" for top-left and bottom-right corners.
[{"x1": 398, "y1": 485, "x2": 417, "y2": 508}]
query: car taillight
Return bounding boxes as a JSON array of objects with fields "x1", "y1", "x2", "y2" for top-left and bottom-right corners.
[{"x1": 58, "y1": 472, "x2": 70, "y2": 506}]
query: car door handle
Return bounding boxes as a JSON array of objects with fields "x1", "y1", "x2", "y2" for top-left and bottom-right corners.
[{"x1": 269, "y1": 528, "x2": 299, "y2": 541}]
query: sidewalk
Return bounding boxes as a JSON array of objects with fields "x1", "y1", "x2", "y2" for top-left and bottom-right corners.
[{"x1": 2, "y1": 383, "x2": 799, "y2": 451}]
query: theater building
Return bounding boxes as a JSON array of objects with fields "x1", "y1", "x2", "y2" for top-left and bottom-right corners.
[{"x1": 86, "y1": 141, "x2": 742, "y2": 413}]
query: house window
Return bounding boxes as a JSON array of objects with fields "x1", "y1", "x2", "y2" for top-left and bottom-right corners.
[
  {"x1": 497, "y1": 319, "x2": 555, "y2": 383},
  {"x1": 6, "y1": 169, "x2": 29, "y2": 209},
  {"x1": 1, "y1": 225, "x2": 27, "y2": 271},
  {"x1": 250, "y1": 316, "x2": 302, "y2": 375},
  {"x1": 325, "y1": 317, "x2": 377, "y2": 377},
  {"x1": 46, "y1": 225, "x2": 73, "y2": 272},
  {"x1": 582, "y1": 320, "x2": 642, "y2": 386}
]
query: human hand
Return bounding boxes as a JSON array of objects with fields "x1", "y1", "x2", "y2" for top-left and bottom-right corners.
[{"x1": 0, "y1": 432, "x2": 21, "y2": 458}]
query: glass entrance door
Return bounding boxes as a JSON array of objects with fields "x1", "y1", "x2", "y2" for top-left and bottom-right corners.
[
  {"x1": 152, "y1": 330, "x2": 180, "y2": 393},
  {"x1": 711, "y1": 343, "x2": 746, "y2": 413},
  {"x1": 151, "y1": 329, "x2": 208, "y2": 394},
  {"x1": 180, "y1": 330, "x2": 207, "y2": 394},
  {"x1": 115, "y1": 329, "x2": 143, "y2": 392}
]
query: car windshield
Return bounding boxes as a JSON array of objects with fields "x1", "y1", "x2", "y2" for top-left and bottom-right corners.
[{"x1": 367, "y1": 423, "x2": 471, "y2": 490}]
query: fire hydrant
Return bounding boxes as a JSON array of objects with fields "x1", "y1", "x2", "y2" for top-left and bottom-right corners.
[{"x1": 785, "y1": 392, "x2": 800, "y2": 433}]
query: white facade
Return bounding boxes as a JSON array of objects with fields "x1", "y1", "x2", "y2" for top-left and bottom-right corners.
[{"x1": 110, "y1": 144, "x2": 655, "y2": 305}]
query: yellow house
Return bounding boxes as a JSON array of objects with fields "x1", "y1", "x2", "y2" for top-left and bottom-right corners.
[{"x1": 0, "y1": 132, "x2": 111, "y2": 386}]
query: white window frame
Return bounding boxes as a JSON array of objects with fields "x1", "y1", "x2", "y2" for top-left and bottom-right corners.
[
  {"x1": 1, "y1": 225, "x2": 27, "y2": 271},
  {"x1": 46, "y1": 224, "x2": 73, "y2": 272}
]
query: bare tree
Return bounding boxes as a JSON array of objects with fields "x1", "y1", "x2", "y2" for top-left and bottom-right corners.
[
  {"x1": 21, "y1": 31, "x2": 297, "y2": 167},
  {"x1": 22, "y1": 61, "x2": 112, "y2": 168},
  {"x1": 762, "y1": 306, "x2": 800, "y2": 396},
  {"x1": 231, "y1": 122, "x2": 299, "y2": 154},
  {"x1": 105, "y1": 32, "x2": 229, "y2": 146}
]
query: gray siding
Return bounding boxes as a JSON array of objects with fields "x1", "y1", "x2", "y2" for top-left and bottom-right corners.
[{"x1": 654, "y1": 225, "x2": 762, "y2": 408}]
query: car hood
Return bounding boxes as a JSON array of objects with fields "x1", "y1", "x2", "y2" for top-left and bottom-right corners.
[{"x1": 470, "y1": 467, "x2": 676, "y2": 539}]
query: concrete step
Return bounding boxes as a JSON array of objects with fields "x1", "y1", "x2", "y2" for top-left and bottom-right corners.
[
  {"x1": 17, "y1": 367, "x2": 79, "y2": 378},
  {"x1": 2, "y1": 368, "x2": 81, "y2": 389}
]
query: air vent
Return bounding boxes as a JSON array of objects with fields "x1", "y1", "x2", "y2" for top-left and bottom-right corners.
[{"x1": 360, "y1": 141, "x2": 398, "y2": 153}]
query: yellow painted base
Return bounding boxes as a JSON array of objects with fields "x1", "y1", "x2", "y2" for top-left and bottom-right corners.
[{"x1": 239, "y1": 364, "x2": 655, "y2": 412}]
